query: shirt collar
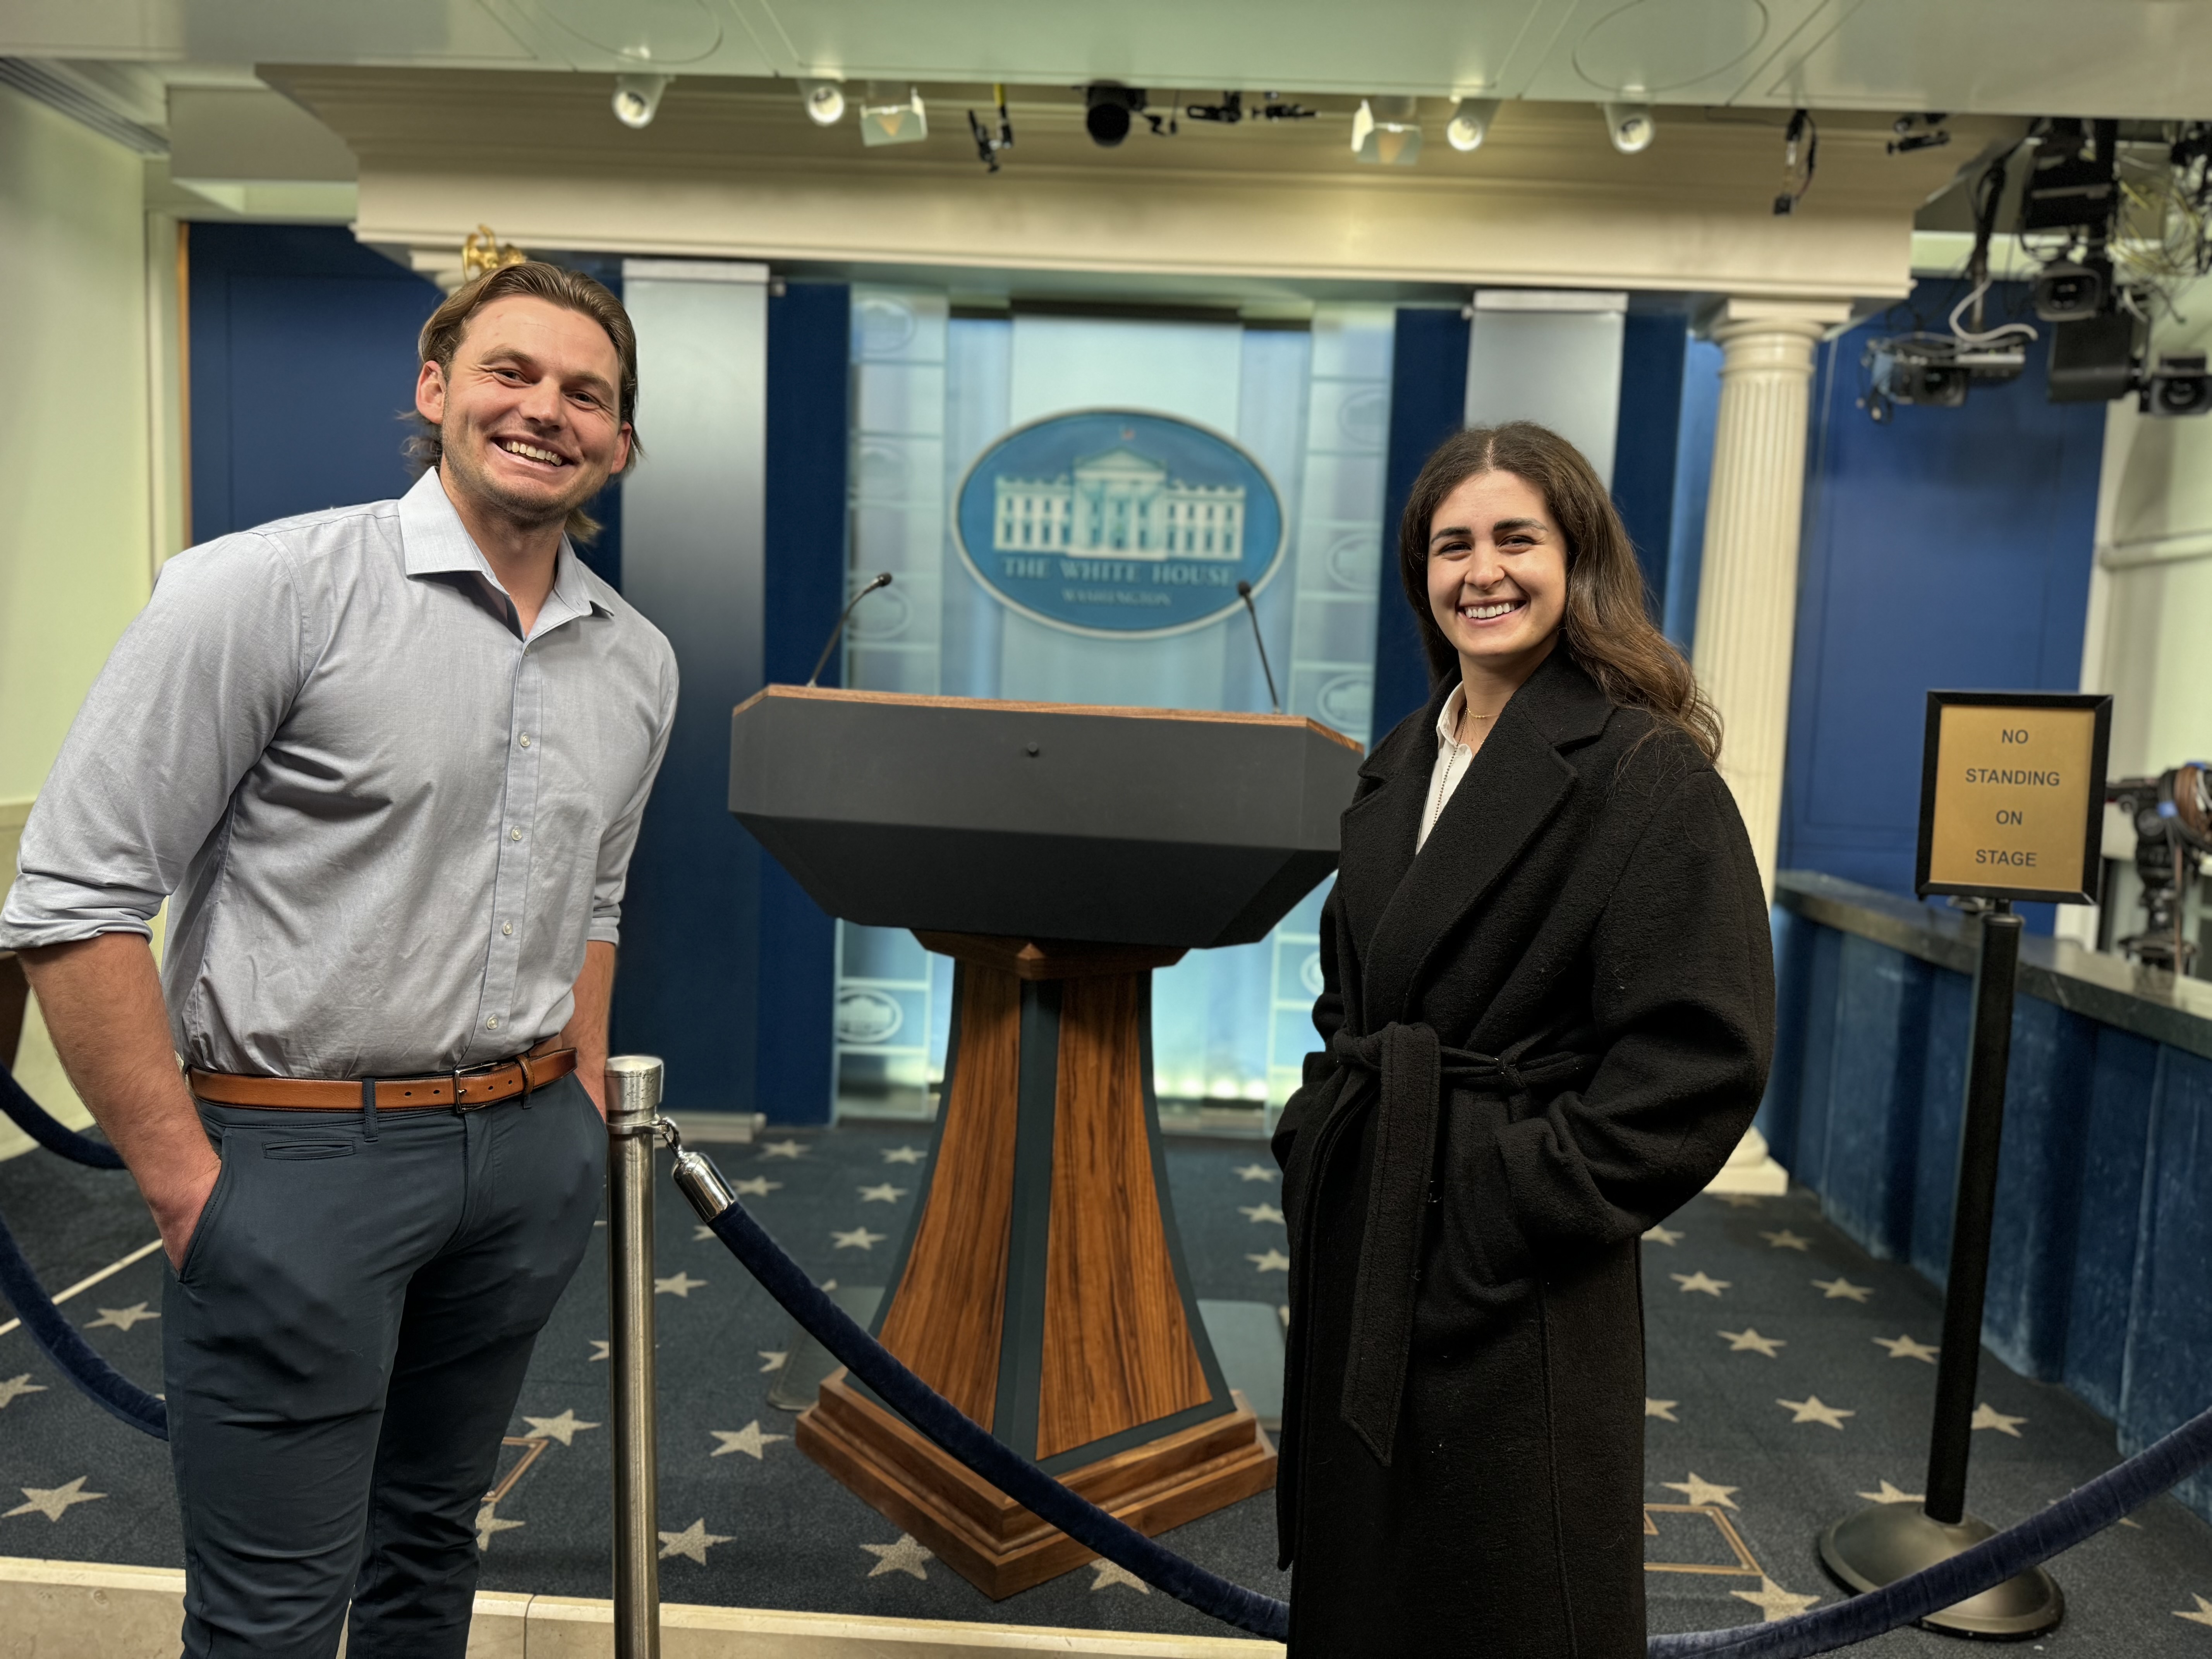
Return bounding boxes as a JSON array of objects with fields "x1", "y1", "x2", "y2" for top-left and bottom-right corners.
[
  {"x1": 398, "y1": 469, "x2": 613, "y2": 636},
  {"x1": 1434, "y1": 682, "x2": 1468, "y2": 751}
]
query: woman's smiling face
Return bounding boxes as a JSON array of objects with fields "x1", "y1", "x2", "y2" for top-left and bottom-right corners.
[{"x1": 1425, "y1": 468, "x2": 1569, "y2": 689}]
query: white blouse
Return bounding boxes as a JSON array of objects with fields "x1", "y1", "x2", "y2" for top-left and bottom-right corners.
[{"x1": 1417, "y1": 684, "x2": 1477, "y2": 851}]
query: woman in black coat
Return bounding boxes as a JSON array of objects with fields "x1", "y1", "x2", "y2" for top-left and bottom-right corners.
[{"x1": 1274, "y1": 422, "x2": 1775, "y2": 1656}]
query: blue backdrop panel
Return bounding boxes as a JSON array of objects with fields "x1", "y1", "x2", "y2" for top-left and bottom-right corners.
[
  {"x1": 185, "y1": 224, "x2": 625, "y2": 586},
  {"x1": 1370, "y1": 307, "x2": 1470, "y2": 740},
  {"x1": 754, "y1": 282, "x2": 850, "y2": 1124},
  {"x1": 1611, "y1": 312, "x2": 1691, "y2": 619},
  {"x1": 1780, "y1": 280, "x2": 2104, "y2": 924}
]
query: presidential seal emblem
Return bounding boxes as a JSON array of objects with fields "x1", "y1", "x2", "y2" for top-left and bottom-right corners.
[{"x1": 953, "y1": 409, "x2": 1285, "y2": 637}]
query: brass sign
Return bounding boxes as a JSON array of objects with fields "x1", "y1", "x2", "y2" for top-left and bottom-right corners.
[{"x1": 1915, "y1": 691, "x2": 2111, "y2": 904}]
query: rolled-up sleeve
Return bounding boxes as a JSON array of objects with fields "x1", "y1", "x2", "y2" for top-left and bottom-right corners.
[
  {"x1": 0, "y1": 535, "x2": 308, "y2": 950},
  {"x1": 586, "y1": 650, "x2": 677, "y2": 948}
]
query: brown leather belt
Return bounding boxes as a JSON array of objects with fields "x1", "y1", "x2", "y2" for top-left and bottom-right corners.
[{"x1": 187, "y1": 1048, "x2": 578, "y2": 1112}]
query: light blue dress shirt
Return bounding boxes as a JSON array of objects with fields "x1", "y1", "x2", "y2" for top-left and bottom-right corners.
[{"x1": 2, "y1": 470, "x2": 678, "y2": 1079}]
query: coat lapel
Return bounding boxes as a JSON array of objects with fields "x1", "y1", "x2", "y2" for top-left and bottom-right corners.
[
  {"x1": 1331, "y1": 681, "x2": 1452, "y2": 997},
  {"x1": 1359, "y1": 650, "x2": 1615, "y2": 1026}
]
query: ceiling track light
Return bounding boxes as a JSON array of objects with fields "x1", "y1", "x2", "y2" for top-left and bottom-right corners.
[
  {"x1": 1352, "y1": 96, "x2": 1423, "y2": 167},
  {"x1": 1446, "y1": 97, "x2": 1499, "y2": 153},
  {"x1": 800, "y1": 79, "x2": 845, "y2": 126},
  {"x1": 611, "y1": 73, "x2": 670, "y2": 130},
  {"x1": 1603, "y1": 100, "x2": 1655, "y2": 155},
  {"x1": 859, "y1": 81, "x2": 927, "y2": 146}
]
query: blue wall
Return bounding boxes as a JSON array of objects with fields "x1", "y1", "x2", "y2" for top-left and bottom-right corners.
[
  {"x1": 1779, "y1": 280, "x2": 2105, "y2": 926},
  {"x1": 1372, "y1": 307, "x2": 1470, "y2": 739},
  {"x1": 1611, "y1": 311, "x2": 1691, "y2": 618},
  {"x1": 186, "y1": 224, "x2": 625, "y2": 585}
]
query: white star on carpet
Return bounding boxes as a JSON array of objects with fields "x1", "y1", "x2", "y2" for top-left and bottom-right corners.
[
  {"x1": 1857, "y1": 1479, "x2": 1923, "y2": 1504},
  {"x1": 1778, "y1": 1395, "x2": 1855, "y2": 1429},
  {"x1": 857, "y1": 1183, "x2": 907, "y2": 1203},
  {"x1": 1972, "y1": 1403, "x2": 2027, "y2": 1437},
  {"x1": 1090, "y1": 1558, "x2": 1151, "y2": 1594},
  {"x1": 1719, "y1": 1328, "x2": 1786, "y2": 1357},
  {"x1": 861, "y1": 1533, "x2": 933, "y2": 1580},
  {"x1": 1240, "y1": 1202, "x2": 1286, "y2": 1224},
  {"x1": 84, "y1": 1303, "x2": 157, "y2": 1332},
  {"x1": 522, "y1": 1409, "x2": 599, "y2": 1447},
  {"x1": 1732, "y1": 1577, "x2": 1822, "y2": 1621},
  {"x1": 658, "y1": 1518, "x2": 733, "y2": 1565},
  {"x1": 5, "y1": 1477, "x2": 105, "y2": 1521},
  {"x1": 1247, "y1": 1249, "x2": 1290, "y2": 1273},
  {"x1": 1715, "y1": 1194, "x2": 1764, "y2": 1209},
  {"x1": 709, "y1": 1420, "x2": 789, "y2": 1460},
  {"x1": 2175, "y1": 1593, "x2": 2212, "y2": 1628},
  {"x1": 1813, "y1": 1276, "x2": 1873, "y2": 1302},
  {"x1": 1646, "y1": 1399, "x2": 1680, "y2": 1422},
  {"x1": 0, "y1": 1374, "x2": 47, "y2": 1410},
  {"x1": 692, "y1": 1224, "x2": 717, "y2": 1241},
  {"x1": 758, "y1": 1351, "x2": 788, "y2": 1373},
  {"x1": 1661, "y1": 1473, "x2": 1738, "y2": 1509},
  {"x1": 759, "y1": 1140, "x2": 807, "y2": 1159},
  {"x1": 881, "y1": 1146, "x2": 926, "y2": 1165},
  {"x1": 733, "y1": 1177, "x2": 781, "y2": 1197},
  {"x1": 833, "y1": 1227, "x2": 886, "y2": 1250},
  {"x1": 1643, "y1": 1224, "x2": 1683, "y2": 1246},
  {"x1": 1234, "y1": 1163, "x2": 1277, "y2": 1182},
  {"x1": 655, "y1": 1272, "x2": 708, "y2": 1298},
  {"x1": 1671, "y1": 1271, "x2": 1729, "y2": 1297},
  {"x1": 1760, "y1": 1229, "x2": 1812, "y2": 1251},
  {"x1": 1874, "y1": 1333, "x2": 1939, "y2": 1363},
  {"x1": 589, "y1": 1340, "x2": 610, "y2": 1363},
  {"x1": 475, "y1": 1503, "x2": 524, "y2": 1550}
]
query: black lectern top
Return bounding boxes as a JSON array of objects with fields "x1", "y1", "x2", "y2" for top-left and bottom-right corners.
[{"x1": 729, "y1": 687, "x2": 1363, "y2": 949}]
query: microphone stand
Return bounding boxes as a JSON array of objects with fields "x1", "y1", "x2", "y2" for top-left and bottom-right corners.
[
  {"x1": 1236, "y1": 580, "x2": 1281, "y2": 714},
  {"x1": 806, "y1": 573, "x2": 894, "y2": 688}
]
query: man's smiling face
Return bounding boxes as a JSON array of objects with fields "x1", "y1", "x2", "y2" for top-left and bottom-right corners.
[{"x1": 415, "y1": 294, "x2": 631, "y2": 532}]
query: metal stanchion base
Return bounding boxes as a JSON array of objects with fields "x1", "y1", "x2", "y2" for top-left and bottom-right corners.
[{"x1": 1819, "y1": 1503, "x2": 2064, "y2": 1639}]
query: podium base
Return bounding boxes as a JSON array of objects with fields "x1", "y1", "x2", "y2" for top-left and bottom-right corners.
[
  {"x1": 798, "y1": 1370, "x2": 1277, "y2": 1599},
  {"x1": 1818, "y1": 1502, "x2": 2063, "y2": 1638}
]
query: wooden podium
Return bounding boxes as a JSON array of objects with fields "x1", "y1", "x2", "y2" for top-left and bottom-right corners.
[{"x1": 729, "y1": 686, "x2": 1360, "y2": 1596}]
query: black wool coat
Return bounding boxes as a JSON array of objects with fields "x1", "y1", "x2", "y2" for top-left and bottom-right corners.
[{"x1": 1272, "y1": 648, "x2": 1774, "y2": 1657}]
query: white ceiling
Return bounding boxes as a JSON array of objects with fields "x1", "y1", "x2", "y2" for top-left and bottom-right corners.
[{"x1": 2, "y1": 0, "x2": 2209, "y2": 120}]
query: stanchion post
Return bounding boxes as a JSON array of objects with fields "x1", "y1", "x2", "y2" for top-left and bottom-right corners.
[
  {"x1": 606, "y1": 1056, "x2": 664, "y2": 1659},
  {"x1": 1925, "y1": 903, "x2": 2021, "y2": 1523},
  {"x1": 1817, "y1": 904, "x2": 2061, "y2": 1636}
]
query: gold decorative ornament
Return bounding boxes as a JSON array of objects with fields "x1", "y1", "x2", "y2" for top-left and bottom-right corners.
[{"x1": 462, "y1": 225, "x2": 528, "y2": 283}]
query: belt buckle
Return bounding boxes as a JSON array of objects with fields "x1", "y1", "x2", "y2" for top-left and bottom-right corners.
[{"x1": 451, "y1": 1059, "x2": 508, "y2": 1114}]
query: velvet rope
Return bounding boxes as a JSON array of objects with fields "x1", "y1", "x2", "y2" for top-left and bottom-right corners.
[
  {"x1": 0, "y1": 1060, "x2": 125, "y2": 1169},
  {"x1": 0, "y1": 1204, "x2": 168, "y2": 1439},
  {"x1": 693, "y1": 1178, "x2": 2212, "y2": 1656}
]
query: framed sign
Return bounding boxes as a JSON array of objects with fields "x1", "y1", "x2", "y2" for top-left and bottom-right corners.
[{"x1": 1915, "y1": 691, "x2": 2112, "y2": 904}]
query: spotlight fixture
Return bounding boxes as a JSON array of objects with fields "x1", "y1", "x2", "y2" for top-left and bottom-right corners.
[
  {"x1": 1602, "y1": 100, "x2": 1654, "y2": 155},
  {"x1": 799, "y1": 79, "x2": 845, "y2": 126},
  {"x1": 1352, "y1": 96, "x2": 1422, "y2": 166},
  {"x1": 2143, "y1": 352, "x2": 2212, "y2": 418},
  {"x1": 611, "y1": 74, "x2": 670, "y2": 130},
  {"x1": 967, "y1": 82, "x2": 1013, "y2": 171},
  {"x1": 858, "y1": 82, "x2": 927, "y2": 147},
  {"x1": 1772, "y1": 108, "x2": 1817, "y2": 214},
  {"x1": 1445, "y1": 98, "x2": 1499, "y2": 153},
  {"x1": 1084, "y1": 84, "x2": 1147, "y2": 148},
  {"x1": 2030, "y1": 259, "x2": 2107, "y2": 322}
]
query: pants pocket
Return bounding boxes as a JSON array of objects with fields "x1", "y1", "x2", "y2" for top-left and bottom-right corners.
[{"x1": 175, "y1": 1132, "x2": 240, "y2": 1288}]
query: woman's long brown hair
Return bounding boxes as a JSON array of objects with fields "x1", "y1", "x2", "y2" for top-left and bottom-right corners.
[{"x1": 1398, "y1": 422, "x2": 1722, "y2": 764}]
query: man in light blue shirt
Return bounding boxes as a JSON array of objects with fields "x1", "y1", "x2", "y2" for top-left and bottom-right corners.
[{"x1": 4, "y1": 262, "x2": 677, "y2": 1658}]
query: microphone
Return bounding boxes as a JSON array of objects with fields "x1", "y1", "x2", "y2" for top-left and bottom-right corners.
[
  {"x1": 1236, "y1": 580, "x2": 1281, "y2": 715},
  {"x1": 805, "y1": 572, "x2": 893, "y2": 688}
]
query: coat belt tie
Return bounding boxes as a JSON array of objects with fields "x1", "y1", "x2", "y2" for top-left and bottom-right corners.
[{"x1": 1326, "y1": 1022, "x2": 1599, "y2": 1465}]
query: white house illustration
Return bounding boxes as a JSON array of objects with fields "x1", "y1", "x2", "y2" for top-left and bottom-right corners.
[{"x1": 993, "y1": 447, "x2": 1245, "y2": 560}]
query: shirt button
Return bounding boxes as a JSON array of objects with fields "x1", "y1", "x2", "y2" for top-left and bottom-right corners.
[
  {"x1": 502, "y1": 921, "x2": 514, "y2": 936},
  {"x1": 486, "y1": 1016, "x2": 500, "y2": 1030},
  {"x1": 510, "y1": 826, "x2": 523, "y2": 841},
  {"x1": 519, "y1": 734, "x2": 532, "y2": 747}
]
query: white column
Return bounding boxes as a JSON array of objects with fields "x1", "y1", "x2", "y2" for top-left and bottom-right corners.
[
  {"x1": 1690, "y1": 298, "x2": 1848, "y2": 1197},
  {"x1": 1692, "y1": 297, "x2": 1851, "y2": 896}
]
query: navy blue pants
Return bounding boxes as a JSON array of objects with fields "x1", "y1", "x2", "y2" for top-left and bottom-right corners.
[{"x1": 162, "y1": 1076, "x2": 604, "y2": 1658}]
